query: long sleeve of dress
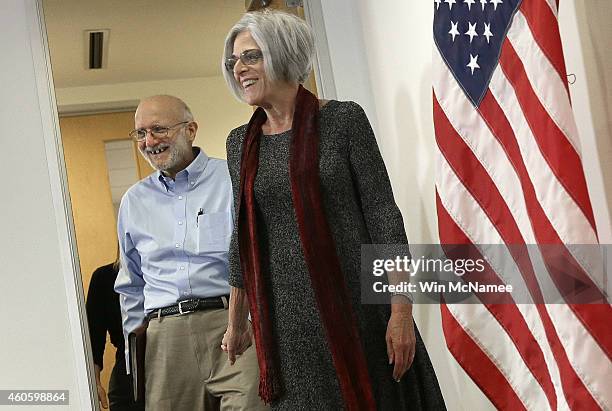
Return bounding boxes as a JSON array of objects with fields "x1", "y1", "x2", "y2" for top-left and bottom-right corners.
[
  {"x1": 344, "y1": 101, "x2": 409, "y2": 245},
  {"x1": 226, "y1": 126, "x2": 247, "y2": 289}
]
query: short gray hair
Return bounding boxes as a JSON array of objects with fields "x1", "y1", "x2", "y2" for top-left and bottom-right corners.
[{"x1": 222, "y1": 10, "x2": 315, "y2": 101}]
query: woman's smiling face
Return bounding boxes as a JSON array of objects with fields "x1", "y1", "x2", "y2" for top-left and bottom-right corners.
[{"x1": 232, "y1": 31, "x2": 269, "y2": 107}]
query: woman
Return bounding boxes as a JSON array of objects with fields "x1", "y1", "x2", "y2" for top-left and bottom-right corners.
[
  {"x1": 220, "y1": 10, "x2": 445, "y2": 410},
  {"x1": 86, "y1": 252, "x2": 143, "y2": 411}
]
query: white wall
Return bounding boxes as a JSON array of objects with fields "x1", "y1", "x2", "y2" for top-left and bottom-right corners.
[
  {"x1": 314, "y1": 0, "x2": 611, "y2": 409},
  {"x1": 314, "y1": 1, "x2": 491, "y2": 409},
  {"x1": 0, "y1": 0, "x2": 94, "y2": 409},
  {"x1": 314, "y1": 0, "x2": 439, "y2": 245}
]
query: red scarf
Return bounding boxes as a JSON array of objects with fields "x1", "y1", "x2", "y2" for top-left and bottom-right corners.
[{"x1": 237, "y1": 85, "x2": 376, "y2": 410}]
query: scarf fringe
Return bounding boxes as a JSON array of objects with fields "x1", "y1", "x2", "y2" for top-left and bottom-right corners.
[{"x1": 258, "y1": 366, "x2": 281, "y2": 404}]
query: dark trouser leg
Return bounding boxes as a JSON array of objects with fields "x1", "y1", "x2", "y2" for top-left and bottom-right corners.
[{"x1": 108, "y1": 360, "x2": 144, "y2": 411}]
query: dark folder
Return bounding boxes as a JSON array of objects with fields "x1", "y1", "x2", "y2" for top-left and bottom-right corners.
[{"x1": 128, "y1": 321, "x2": 148, "y2": 403}]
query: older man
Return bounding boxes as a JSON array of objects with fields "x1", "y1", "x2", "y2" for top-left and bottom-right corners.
[{"x1": 115, "y1": 95, "x2": 265, "y2": 410}]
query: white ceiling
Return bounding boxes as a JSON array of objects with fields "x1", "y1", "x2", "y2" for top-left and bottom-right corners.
[{"x1": 43, "y1": 0, "x2": 246, "y2": 88}]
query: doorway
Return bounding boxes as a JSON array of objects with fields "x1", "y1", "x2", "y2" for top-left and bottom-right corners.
[{"x1": 41, "y1": 0, "x2": 321, "y2": 407}]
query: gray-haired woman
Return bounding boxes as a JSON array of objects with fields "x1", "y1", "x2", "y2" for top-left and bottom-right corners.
[{"x1": 220, "y1": 9, "x2": 446, "y2": 410}]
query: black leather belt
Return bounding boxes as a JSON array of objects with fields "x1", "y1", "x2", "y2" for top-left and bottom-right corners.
[{"x1": 148, "y1": 296, "x2": 228, "y2": 319}]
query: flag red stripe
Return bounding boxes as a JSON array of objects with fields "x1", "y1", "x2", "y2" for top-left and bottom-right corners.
[
  {"x1": 498, "y1": 41, "x2": 596, "y2": 233},
  {"x1": 434, "y1": 95, "x2": 604, "y2": 408},
  {"x1": 437, "y1": 193, "x2": 536, "y2": 410},
  {"x1": 439, "y1": 282, "x2": 528, "y2": 409},
  {"x1": 433, "y1": 106, "x2": 535, "y2": 295},
  {"x1": 520, "y1": 0, "x2": 569, "y2": 96},
  {"x1": 480, "y1": 89, "x2": 612, "y2": 358},
  {"x1": 435, "y1": 92, "x2": 591, "y2": 304},
  {"x1": 434, "y1": 96, "x2": 561, "y2": 408},
  {"x1": 434, "y1": 95, "x2": 544, "y2": 297},
  {"x1": 432, "y1": 99, "x2": 522, "y2": 243},
  {"x1": 436, "y1": 191, "x2": 603, "y2": 410},
  {"x1": 570, "y1": 303, "x2": 612, "y2": 359},
  {"x1": 438, "y1": 89, "x2": 604, "y2": 305},
  {"x1": 434, "y1": 1, "x2": 608, "y2": 407},
  {"x1": 434, "y1": 190, "x2": 558, "y2": 409},
  {"x1": 478, "y1": 91, "x2": 554, "y2": 243},
  {"x1": 531, "y1": 304, "x2": 603, "y2": 410}
]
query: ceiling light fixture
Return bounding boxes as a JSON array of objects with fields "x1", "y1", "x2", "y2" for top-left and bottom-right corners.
[{"x1": 84, "y1": 29, "x2": 110, "y2": 70}]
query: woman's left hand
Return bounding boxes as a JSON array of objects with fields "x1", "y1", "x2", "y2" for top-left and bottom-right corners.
[
  {"x1": 221, "y1": 324, "x2": 252, "y2": 365},
  {"x1": 385, "y1": 310, "x2": 416, "y2": 381}
]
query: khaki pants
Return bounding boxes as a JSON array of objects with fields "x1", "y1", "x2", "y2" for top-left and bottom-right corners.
[{"x1": 145, "y1": 308, "x2": 267, "y2": 411}]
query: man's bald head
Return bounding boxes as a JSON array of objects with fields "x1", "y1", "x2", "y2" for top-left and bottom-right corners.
[{"x1": 135, "y1": 95, "x2": 194, "y2": 124}]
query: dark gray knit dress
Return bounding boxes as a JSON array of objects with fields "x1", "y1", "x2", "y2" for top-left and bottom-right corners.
[{"x1": 226, "y1": 100, "x2": 446, "y2": 411}]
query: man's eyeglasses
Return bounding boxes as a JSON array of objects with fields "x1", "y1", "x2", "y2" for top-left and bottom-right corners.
[
  {"x1": 129, "y1": 121, "x2": 189, "y2": 141},
  {"x1": 224, "y1": 49, "x2": 263, "y2": 72}
]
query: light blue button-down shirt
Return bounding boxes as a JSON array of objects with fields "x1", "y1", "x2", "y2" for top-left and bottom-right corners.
[{"x1": 114, "y1": 148, "x2": 233, "y2": 351}]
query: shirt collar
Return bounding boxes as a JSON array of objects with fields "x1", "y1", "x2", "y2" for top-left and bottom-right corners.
[{"x1": 156, "y1": 147, "x2": 209, "y2": 191}]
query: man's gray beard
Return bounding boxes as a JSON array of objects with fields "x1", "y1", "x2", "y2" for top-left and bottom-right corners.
[{"x1": 141, "y1": 145, "x2": 179, "y2": 173}]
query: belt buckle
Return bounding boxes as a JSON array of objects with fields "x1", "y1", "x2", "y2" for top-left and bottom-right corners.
[{"x1": 178, "y1": 300, "x2": 195, "y2": 315}]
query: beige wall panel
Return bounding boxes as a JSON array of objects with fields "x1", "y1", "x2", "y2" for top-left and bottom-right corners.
[{"x1": 574, "y1": 0, "x2": 612, "y2": 235}]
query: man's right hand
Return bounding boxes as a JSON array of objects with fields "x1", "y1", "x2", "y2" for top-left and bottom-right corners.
[
  {"x1": 96, "y1": 383, "x2": 109, "y2": 409},
  {"x1": 221, "y1": 325, "x2": 253, "y2": 365}
]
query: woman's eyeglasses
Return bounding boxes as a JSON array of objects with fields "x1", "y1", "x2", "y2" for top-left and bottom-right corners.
[{"x1": 224, "y1": 49, "x2": 263, "y2": 72}]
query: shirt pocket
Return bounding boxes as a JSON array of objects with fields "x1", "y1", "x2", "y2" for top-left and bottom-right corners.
[{"x1": 197, "y1": 211, "x2": 232, "y2": 253}]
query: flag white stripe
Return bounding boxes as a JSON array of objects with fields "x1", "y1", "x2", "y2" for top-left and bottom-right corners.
[
  {"x1": 446, "y1": 302, "x2": 551, "y2": 410},
  {"x1": 488, "y1": 67, "x2": 598, "y2": 245},
  {"x1": 522, "y1": 241, "x2": 609, "y2": 408},
  {"x1": 434, "y1": 2, "x2": 607, "y2": 409},
  {"x1": 516, "y1": 302, "x2": 572, "y2": 411},
  {"x1": 545, "y1": 304, "x2": 611, "y2": 409},
  {"x1": 435, "y1": 148, "x2": 502, "y2": 245},
  {"x1": 439, "y1": 145, "x2": 609, "y2": 408},
  {"x1": 489, "y1": 68, "x2": 604, "y2": 295},
  {"x1": 434, "y1": 47, "x2": 599, "y2": 300},
  {"x1": 505, "y1": 13, "x2": 604, "y2": 288},
  {"x1": 542, "y1": 0, "x2": 558, "y2": 17},
  {"x1": 433, "y1": 49, "x2": 535, "y2": 243},
  {"x1": 437, "y1": 149, "x2": 575, "y2": 411},
  {"x1": 507, "y1": 11, "x2": 581, "y2": 156},
  {"x1": 436, "y1": 149, "x2": 536, "y2": 301},
  {"x1": 435, "y1": 49, "x2": 602, "y2": 294}
]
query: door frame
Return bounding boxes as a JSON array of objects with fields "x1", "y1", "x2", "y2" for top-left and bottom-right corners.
[{"x1": 26, "y1": 0, "x2": 97, "y2": 409}]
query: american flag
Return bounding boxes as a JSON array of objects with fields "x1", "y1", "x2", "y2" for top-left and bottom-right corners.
[{"x1": 432, "y1": 0, "x2": 611, "y2": 409}]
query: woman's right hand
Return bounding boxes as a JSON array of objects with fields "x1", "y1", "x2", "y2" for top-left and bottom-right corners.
[
  {"x1": 221, "y1": 324, "x2": 253, "y2": 365},
  {"x1": 93, "y1": 365, "x2": 108, "y2": 408}
]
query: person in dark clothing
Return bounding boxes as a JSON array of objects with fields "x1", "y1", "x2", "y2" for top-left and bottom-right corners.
[{"x1": 86, "y1": 257, "x2": 143, "y2": 411}]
